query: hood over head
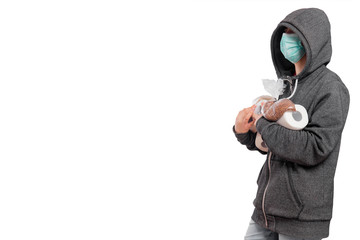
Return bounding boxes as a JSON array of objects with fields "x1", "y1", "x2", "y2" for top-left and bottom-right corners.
[{"x1": 271, "y1": 8, "x2": 332, "y2": 80}]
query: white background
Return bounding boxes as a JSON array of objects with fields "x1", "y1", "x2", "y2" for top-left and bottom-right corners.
[{"x1": 0, "y1": 0, "x2": 359, "y2": 239}]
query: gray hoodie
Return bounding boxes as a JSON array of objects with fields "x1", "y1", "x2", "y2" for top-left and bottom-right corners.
[{"x1": 233, "y1": 8, "x2": 350, "y2": 239}]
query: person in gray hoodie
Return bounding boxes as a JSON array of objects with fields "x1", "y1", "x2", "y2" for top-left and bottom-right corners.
[{"x1": 233, "y1": 8, "x2": 350, "y2": 240}]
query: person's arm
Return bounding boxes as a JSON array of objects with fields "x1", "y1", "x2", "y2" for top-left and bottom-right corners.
[
  {"x1": 232, "y1": 125, "x2": 267, "y2": 154},
  {"x1": 256, "y1": 81, "x2": 350, "y2": 166}
]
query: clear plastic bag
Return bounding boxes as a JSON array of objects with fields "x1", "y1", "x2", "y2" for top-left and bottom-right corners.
[
  {"x1": 252, "y1": 95, "x2": 275, "y2": 115},
  {"x1": 262, "y1": 98, "x2": 296, "y2": 121},
  {"x1": 262, "y1": 78, "x2": 286, "y2": 100}
]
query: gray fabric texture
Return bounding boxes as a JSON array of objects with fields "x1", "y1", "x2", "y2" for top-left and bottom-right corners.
[{"x1": 233, "y1": 8, "x2": 350, "y2": 239}]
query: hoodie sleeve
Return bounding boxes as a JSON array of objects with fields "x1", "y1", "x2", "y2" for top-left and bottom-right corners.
[
  {"x1": 256, "y1": 80, "x2": 350, "y2": 166},
  {"x1": 232, "y1": 125, "x2": 267, "y2": 155}
]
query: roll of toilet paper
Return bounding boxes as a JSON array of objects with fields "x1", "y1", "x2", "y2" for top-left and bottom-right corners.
[
  {"x1": 255, "y1": 132, "x2": 268, "y2": 152},
  {"x1": 277, "y1": 104, "x2": 308, "y2": 130}
]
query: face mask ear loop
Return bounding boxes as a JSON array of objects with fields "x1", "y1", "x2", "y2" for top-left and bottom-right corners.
[{"x1": 286, "y1": 78, "x2": 298, "y2": 99}]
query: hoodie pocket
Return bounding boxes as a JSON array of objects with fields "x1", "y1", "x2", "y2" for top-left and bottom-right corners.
[
  {"x1": 287, "y1": 166, "x2": 303, "y2": 209},
  {"x1": 264, "y1": 160, "x2": 304, "y2": 219}
]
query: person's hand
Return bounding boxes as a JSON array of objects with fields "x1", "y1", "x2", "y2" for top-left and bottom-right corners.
[{"x1": 235, "y1": 105, "x2": 256, "y2": 134}]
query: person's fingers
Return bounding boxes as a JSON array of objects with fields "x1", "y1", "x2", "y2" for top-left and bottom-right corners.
[
  {"x1": 244, "y1": 106, "x2": 256, "y2": 122},
  {"x1": 244, "y1": 111, "x2": 252, "y2": 123},
  {"x1": 237, "y1": 105, "x2": 256, "y2": 124}
]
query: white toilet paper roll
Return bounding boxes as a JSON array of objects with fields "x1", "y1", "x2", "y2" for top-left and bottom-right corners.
[
  {"x1": 255, "y1": 132, "x2": 268, "y2": 152},
  {"x1": 277, "y1": 104, "x2": 308, "y2": 130}
]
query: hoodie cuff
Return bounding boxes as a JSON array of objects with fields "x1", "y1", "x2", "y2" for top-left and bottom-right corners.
[
  {"x1": 232, "y1": 125, "x2": 253, "y2": 144},
  {"x1": 256, "y1": 117, "x2": 273, "y2": 135}
]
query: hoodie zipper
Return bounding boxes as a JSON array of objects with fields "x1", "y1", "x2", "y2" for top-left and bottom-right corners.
[
  {"x1": 261, "y1": 78, "x2": 296, "y2": 228},
  {"x1": 262, "y1": 151, "x2": 272, "y2": 228}
]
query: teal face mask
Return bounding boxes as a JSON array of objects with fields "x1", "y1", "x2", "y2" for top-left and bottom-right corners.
[{"x1": 280, "y1": 33, "x2": 305, "y2": 63}]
